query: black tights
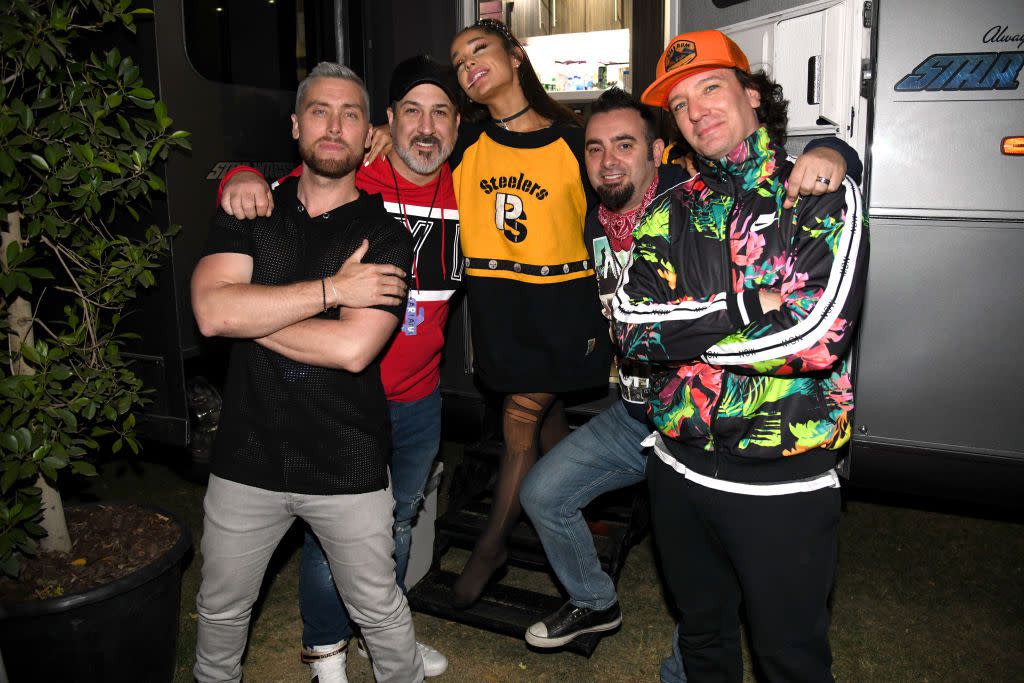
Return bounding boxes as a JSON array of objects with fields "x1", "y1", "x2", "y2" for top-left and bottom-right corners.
[{"x1": 452, "y1": 392, "x2": 569, "y2": 608}]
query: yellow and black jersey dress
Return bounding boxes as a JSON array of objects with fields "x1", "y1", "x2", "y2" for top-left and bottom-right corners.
[{"x1": 451, "y1": 120, "x2": 612, "y2": 393}]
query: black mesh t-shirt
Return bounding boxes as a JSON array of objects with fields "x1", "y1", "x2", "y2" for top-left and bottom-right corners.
[{"x1": 202, "y1": 176, "x2": 413, "y2": 495}]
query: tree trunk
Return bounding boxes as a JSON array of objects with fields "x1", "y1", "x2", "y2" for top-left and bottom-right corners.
[
  {"x1": 36, "y1": 474, "x2": 71, "y2": 553},
  {"x1": 2, "y1": 211, "x2": 71, "y2": 553}
]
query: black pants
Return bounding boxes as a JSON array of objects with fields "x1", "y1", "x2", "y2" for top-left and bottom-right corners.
[{"x1": 647, "y1": 454, "x2": 840, "y2": 683}]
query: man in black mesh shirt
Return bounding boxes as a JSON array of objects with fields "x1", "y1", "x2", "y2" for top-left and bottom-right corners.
[{"x1": 190, "y1": 63, "x2": 422, "y2": 683}]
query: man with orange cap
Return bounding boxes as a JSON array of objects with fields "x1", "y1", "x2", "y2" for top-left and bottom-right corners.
[{"x1": 613, "y1": 31, "x2": 868, "y2": 682}]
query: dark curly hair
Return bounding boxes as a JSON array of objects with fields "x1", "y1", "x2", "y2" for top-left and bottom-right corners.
[
  {"x1": 735, "y1": 68, "x2": 789, "y2": 146},
  {"x1": 452, "y1": 19, "x2": 582, "y2": 126}
]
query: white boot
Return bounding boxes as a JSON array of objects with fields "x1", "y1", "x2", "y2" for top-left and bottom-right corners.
[{"x1": 300, "y1": 640, "x2": 349, "y2": 683}]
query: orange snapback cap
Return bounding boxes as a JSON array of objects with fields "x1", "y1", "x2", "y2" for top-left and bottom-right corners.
[{"x1": 640, "y1": 30, "x2": 750, "y2": 110}]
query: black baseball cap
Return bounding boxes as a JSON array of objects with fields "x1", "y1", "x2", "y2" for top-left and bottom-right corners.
[{"x1": 388, "y1": 55, "x2": 460, "y2": 106}]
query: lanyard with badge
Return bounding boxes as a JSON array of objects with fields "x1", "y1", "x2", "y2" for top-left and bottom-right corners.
[{"x1": 389, "y1": 159, "x2": 444, "y2": 336}]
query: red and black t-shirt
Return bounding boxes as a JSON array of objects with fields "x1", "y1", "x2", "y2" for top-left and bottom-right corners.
[{"x1": 357, "y1": 157, "x2": 461, "y2": 402}]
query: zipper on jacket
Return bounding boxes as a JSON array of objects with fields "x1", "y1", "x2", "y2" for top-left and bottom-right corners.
[
  {"x1": 721, "y1": 176, "x2": 738, "y2": 291},
  {"x1": 708, "y1": 175, "x2": 742, "y2": 478},
  {"x1": 709, "y1": 383, "x2": 727, "y2": 478}
]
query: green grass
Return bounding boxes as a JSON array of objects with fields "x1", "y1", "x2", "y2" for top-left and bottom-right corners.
[{"x1": 71, "y1": 447, "x2": 1023, "y2": 682}]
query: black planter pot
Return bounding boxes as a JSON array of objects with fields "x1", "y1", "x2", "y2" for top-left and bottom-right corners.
[{"x1": 0, "y1": 504, "x2": 192, "y2": 682}]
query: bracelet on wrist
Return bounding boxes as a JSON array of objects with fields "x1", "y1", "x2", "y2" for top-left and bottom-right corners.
[{"x1": 327, "y1": 277, "x2": 340, "y2": 308}]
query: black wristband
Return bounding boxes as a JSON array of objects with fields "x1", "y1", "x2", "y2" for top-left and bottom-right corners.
[{"x1": 321, "y1": 277, "x2": 327, "y2": 313}]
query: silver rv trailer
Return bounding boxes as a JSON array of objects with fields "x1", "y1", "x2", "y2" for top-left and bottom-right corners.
[
  {"x1": 666, "y1": 0, "x2": 1024, "y2": 503},
  {"x1": 130, "y1": 0, "x2": 1021, "y2": 504}
]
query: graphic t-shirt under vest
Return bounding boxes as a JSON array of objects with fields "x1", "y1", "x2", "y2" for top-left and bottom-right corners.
[{"x1": 585, "y1": 164, "x2": 688, "y2": 422}]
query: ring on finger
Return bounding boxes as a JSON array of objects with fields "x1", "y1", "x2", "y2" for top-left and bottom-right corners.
[{"x1": 815, "y1": 176, "x2": 831, "y2": 184}]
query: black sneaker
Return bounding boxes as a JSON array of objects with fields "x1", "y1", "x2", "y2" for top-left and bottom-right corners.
[{"x1": 525, "y1": 601, "x2": 622, "y2": 648}]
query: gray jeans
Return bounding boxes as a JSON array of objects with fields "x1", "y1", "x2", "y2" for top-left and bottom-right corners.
[{"x1": 193, "y1": 475, "x2": 423, "y2": 682}]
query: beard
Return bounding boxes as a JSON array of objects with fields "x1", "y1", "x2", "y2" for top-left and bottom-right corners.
[
  {"x1": 394, "y1": 134, "x2": 454, "y2": 176},
  {"x1": 299, "y1": 136, "x2": 362, "y2": 179},
  {"x1": 595, "y1": 181, "x2": 637, "y2": 212}
]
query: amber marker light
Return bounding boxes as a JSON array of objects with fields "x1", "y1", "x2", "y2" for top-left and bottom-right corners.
[{"x1": 1002, "y1": 136, "x2": 1024, "y2": 156}]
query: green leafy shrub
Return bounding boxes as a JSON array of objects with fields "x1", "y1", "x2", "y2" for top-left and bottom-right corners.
[{"x1": 0, "y1": 0, "x2": 190, "y2": 577}]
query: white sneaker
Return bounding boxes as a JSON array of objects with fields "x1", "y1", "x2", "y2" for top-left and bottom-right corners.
[
  {"x1": 357, "y1": 637, "x2": 449, "y2": 677},
  {"x1": 415, "y1": 641, "x2": 449, "y2": 677},
  {"x1": 301, "y1": 640, "x2": 349, "y2": 683}
]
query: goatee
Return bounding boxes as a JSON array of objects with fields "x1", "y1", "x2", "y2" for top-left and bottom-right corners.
[
  {"x1": 395, "y1": 134, "x2": 453, "y2": 176},
  {"x1": 596, "y1": 182, "x2": 636, "y2": 212}
]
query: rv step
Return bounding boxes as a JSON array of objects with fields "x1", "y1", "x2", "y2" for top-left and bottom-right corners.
[
  {"x1": 407, "y1": 445, "x2": 650, "y2": 656},
  {"x1": 406, "y1": 569, "x2": 611, "y2": 656},
  {"x1": 436, "y1": 500, "x2": 635, "y2": 574}
]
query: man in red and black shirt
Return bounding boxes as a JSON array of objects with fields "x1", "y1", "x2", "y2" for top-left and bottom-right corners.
[{"x1": 219, "y1": 55, "x2": 460, "y2": 680}]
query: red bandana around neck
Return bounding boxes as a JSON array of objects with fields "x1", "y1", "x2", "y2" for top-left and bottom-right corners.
[{"x1": 598, "y1": 174, "x2": 659, "y2": 252}]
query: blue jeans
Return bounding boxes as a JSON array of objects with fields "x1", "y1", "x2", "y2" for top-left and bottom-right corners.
[
  {"x1": 299, "y1": 387, "x2": 442, "y2": 646},
  {"x1": 520, "y1": 400, "x2": 686, "y2": 682},
  {"x1": 661, "y1": 623, "x2": 687, "y2": 683},
  {"x1": 521, "y1": 400, "x2": 650, "y2": 610}
]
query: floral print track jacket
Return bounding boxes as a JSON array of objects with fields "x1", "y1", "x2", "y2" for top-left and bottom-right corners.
[{"x1": 613, "y1": 127, "x2": 869, "y2": 471}]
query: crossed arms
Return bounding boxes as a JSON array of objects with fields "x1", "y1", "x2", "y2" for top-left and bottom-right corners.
[
  {"x1": 192, "y1": 232, "x2": 407, "y2": 373},
  {"x1": 614, "y1": 180, "x2": 868, "y2": 376}
]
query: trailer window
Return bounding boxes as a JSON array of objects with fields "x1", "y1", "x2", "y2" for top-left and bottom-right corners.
[{"x1": 183, "y1": 0, "x2": 333, "y2": 90}]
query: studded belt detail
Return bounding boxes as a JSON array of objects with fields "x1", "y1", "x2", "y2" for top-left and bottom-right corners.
[{"x1": 463, "y1": 256, "x2": 591, "y2": 277}]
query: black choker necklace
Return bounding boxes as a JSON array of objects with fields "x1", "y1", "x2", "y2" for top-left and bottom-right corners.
[{"x1": 492, "y1": 105, "x2": 531, "y2": 130}]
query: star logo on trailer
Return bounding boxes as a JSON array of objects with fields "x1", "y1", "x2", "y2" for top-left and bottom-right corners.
[
  {"x1": 665, "y1": 40, "x2": 697, "y2": 72},
  {"x1": 895, "y1": 51, "x2": 1024, "y2": 92}
]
